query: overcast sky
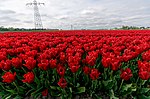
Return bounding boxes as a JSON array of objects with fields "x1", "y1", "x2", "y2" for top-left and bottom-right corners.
[{"x1": 0, "y1": 0, "x2": 150, "y2": 29}]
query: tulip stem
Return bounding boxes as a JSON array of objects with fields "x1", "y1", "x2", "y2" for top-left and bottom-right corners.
[
  {"x1": 3, "y1": 70, "x2": 7, "y2": 72},
  {"x1": 21, "y1": 67, "x2": 26, "y2": 73},
  {"x1": 73, "y1": 73, "x2": 76, "y2": 86},
  {"x1": 54, "y1": 69, "x2": 58, "y2": 81},
  {"x1": 110, "y1": 70, "x2": 113, "y2": 80},
  {"x1": 13, "y1": 82, "x2": 19, "y2": 92},
  {"x1": 61, "y1": 88, "x2": 67, "y2": 98},
  {"x1": 104, "y1": 68, "x2": 107, "y2": 80},
  {"x1": 142, "y1": 80, "x2": 146, "y2": 85},
  {"x1": 46, "y1": 70, "x2": 49, "y2": 79},
  {"x1": 136, "y1": 77, "x2": 139, "y2": 86},
  {"x1": 139, "y1": 79, "x2": 142, "y2": 89},
  {"x1": 0, "y1": 83, "x2": 5, "y2": 90},
  {"x1": 119, "y1": 79, "x2": 124, "y2": 91}
]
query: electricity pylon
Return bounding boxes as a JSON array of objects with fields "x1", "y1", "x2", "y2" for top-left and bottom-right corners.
[
  {"x1": 26, "y1": 0, "x2": 44, "y2": 29},
  {"x1": 71, "y1": 25, "x2": 73, "y2": 30}
]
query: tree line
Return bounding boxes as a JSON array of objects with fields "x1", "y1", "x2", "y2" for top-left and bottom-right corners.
[{"x1": 0, "y1": 26, "x2": 150, "y2": 31}]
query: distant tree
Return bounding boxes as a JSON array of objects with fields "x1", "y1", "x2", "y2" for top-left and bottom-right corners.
[{"x1": 113, "y1": 26, "x2": 149, "y2": 30}]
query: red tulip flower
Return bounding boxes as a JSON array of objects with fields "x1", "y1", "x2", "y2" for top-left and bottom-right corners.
[
  {"x1": 49, "y1": 59, "x2": 57, "y2": 69},
  {"x1": 0, "y1": 53, "x2": 7, "y2": 61},
  {"x1": 2, "y1": 72, "x2": 16, "y2": 83},
  {"x1": 90, "y1": 68, "x2": 101, "y2": 80},
  {"x1": 57, "y1": 77, "x2": 67, "y2": 88},
  {"x1": 0, "y1": 60, "x2": 12, "y2": 71},
  {"x1": 139, "y1": 71, "x2": 150, "y2": 80},
  {"x1": 42, "y1": 89, "x2": 48, "y2": 96},
  {"x1": 83, "y1": 66, "x2": 91, "y2": 75},
  {"x1": 70, "y1": 65, "x2": 80, "y2": 73},
  {"x1": 142, "y1": 50, "x2": 150, "y2": 61},
  {"x1": 102, "y1": 57, "x2": 111, "y2": 68},
  {"x1": 120, "y1": 68, "x2": 133, "y2": 81},
  {"x1": 11, "y1": 57, "x2": 22, "y2": 68},
  {"x1": 111, "y1": 59, "x2": 121, "y2": 71},
  {"x1": 38, "y1": 59, "x2": 49, "y2": 71},
  {"x1": 22, "y1": 72, "x2": 35, "y2": 83},
  {"x1": 57, "y1": 65, "x2": 65, "y2": 77},
  {"x1": 24, "y1": 57, "x2": 36, "y2": 70}
]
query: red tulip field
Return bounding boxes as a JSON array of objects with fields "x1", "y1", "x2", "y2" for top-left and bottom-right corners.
[{"x1": 0, "y1": 30, "x2": 150, "y2": 99}]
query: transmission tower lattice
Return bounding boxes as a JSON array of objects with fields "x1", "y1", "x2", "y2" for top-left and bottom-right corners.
[{"x1": 26, "y1": 0, "x2": 44, "y2": 29}]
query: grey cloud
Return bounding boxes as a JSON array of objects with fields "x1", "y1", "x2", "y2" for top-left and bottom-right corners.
[
  {"x1": 0, "y1": 0, "x2": 150, "y2": 29},
  {"x1": 122, "y1": 15, "x2": 150, "y2": 22},
  {"x1": 0, "y1": 9, "x2": 16, "y2": 14},
  {"x1": 24, "y1": 20, "x2": 33, "y2": 24},
  {"x1": 54, "y1": 15, "x2": 69, "y2": 20},
  {"x1": 110, "y1": 20, "x2": 123, "y2": 24},
  {"x1": 0, "y1": 16, "x2": 20, "y2": 22}
]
